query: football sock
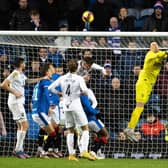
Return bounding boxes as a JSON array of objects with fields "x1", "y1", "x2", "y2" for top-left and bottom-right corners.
[
  {"x1": 67, "y1": 133, "x2": 74, "y2": 155},
  {"x1": 128, "y1": 106, "x2": 144, "y2": 129},
  {"x1": 80, "y1": 130, "x2": 89, "y2": 152},
  {"x1": 15, "y1": 130, "x2": 26, "y2": 152},
  {"x1": 38, "y1": 128, "x2": 46, "y2": 147}
]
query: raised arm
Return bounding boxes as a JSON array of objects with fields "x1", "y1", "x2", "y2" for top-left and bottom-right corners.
[{"x1": 48, "y1": 77, "x2": 62, "y2": 95}]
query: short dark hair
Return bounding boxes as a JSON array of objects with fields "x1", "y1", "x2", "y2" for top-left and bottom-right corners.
[
  {"x1": 67, "y1": 59, "x2": 78, "y2": 73},
  {"x1": 83, "y1": 57, "x2": 93, "y2": 66},
  {"x1": 13, "y1": 57, "x2": 25, "y2": 68},
  {"x1": 40, "y1": 63, "x2": 50, "y2": 76}
]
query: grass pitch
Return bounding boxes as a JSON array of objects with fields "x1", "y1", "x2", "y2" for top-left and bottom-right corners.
[{"x1": 1, "y1": 158, "x2": 168, "y2": 168}]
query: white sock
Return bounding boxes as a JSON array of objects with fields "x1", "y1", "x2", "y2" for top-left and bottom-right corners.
[
  {"x1": 15, "y1": 130, "x2": 26, "y2": 152},
  {"x1": 77, "y1": 135, "x2": 82, "y2": 154},
  {"x1": 80, "y1": 130, "x2": 89, "y2": 152},
  {"x1": 66, "y1": 133, "x2": 74, "y2": 155}
]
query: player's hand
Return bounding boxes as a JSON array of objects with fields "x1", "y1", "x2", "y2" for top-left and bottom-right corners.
[
  {"x1": 14, "y1": 91, "x2": 22, "y2": 98},
  {"x1": 57, "y1": 91, "x2": 62, "y2": 97}
]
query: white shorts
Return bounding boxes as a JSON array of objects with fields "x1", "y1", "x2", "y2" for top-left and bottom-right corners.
[
  {"x1": 64, "y1": 99, "x2": 88, "y2": 128},
  {"x1": 88, "y1": 119, "x2": 104, "y2": 133},
  {"x1": 51, "y1": 104, "x2": 65, "y2": 125},
  {"x1": 32, "y1": 113, "x2": 51, "y2": 128},
  {"x1": 8, "y1": 103, "x2": 27, "y2": 122}
]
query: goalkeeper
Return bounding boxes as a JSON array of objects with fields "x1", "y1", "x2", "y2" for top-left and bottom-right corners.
[{"x1": 124, "y1": 42, "x2": 168, "y2": 142}]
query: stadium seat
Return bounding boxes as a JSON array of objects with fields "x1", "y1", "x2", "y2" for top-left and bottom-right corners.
[
  {"x1": 127, "y1": 8, "x2": 140, "y2": 19},
  {"x1": 140, "y1": 8, "x2": 154, "y2": 18}
]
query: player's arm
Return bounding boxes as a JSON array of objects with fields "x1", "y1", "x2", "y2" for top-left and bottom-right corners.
[
  {"x1": 80, "y1": 95, "x2": 98, "y2": 115},
  {"x1": 88, "y1": 89, "x2": 97, "y2": 108},
  {"x1": 26, "y1": 76, "x2": 48, "y2": 84},
  {"x1": 48, "y1": 77, "x2": 62, "y2": 96},
  {"x1": 79, "y1": 76, "x2": 88, "y2": 95},
  {"x1": 0, "y1": 72, "x2": 22, "y2": 98},
  {"x1": 91, "y1": 63, "x2": 107, "y2": 75}
]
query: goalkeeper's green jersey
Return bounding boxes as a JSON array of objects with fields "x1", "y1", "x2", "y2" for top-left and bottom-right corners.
[{"x1": 138, "y1": 50, "x2": 167, "y2": 84}]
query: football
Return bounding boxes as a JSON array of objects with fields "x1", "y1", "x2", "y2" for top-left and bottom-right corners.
[{"x1": 82, "y1": 11, "x2": 94, "y2": 23}]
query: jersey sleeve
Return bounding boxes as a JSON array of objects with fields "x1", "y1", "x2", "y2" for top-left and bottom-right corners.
[
  {"x1": 80, "y1": 95, "x2": 98, "y2": 115},
  {"x1": 88, "y1": 89, "x2": 98, "y2": 108},
  {"x1": 7, "y1": 70, "x2": 19, "y2": 83},
  {"x1": 48, "y1": 76, "x2": 62, "y2": 94},
  {"x1": 79, "y1": 76, "x2": 88, "y2": 95}
]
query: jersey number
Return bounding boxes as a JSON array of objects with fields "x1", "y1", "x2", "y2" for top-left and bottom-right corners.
[{"x1": 66, "y1": 84, "x2": 71, "y2": 96}]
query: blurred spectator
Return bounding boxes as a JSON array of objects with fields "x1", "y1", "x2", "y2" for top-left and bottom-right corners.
[
  {"x1": 157, "y1": 61, "x2": 168, "y2": 118},
  {"x1": 91, "y1": 0, "x2": 112, "y2": 31},
  {"x1": 143, "y1": 1, "x2": 168, "y2": 31},
  {"x1": 119, "y1": 41, "x2": 144, "y2": 80},
  {"x1": 38, "y1": 47, "x2": 49, "y2": 66},
  {"x1": 161, "y1": 38, "x2": 168, "y2": 48},
  {"x1": 118, "y1": 7, "x2": 135, "y2": 31},
  {"x1": 9, "y1": 0, "x2": 31, "y2": 30},
  {"x1": 66, "y1": 0, "x2": 85, "y2": 31},
  {"x1": 39, "y1": 0, "x2": 67, "y2": 30},
  {"x1": 25, "y1": 58, "x2": 40, "y2": 111},
  {"x1": 140, "y1": 113, "x2": 165, "y2": 141},
  {"x1": 0, "y1": 49, "x2": 10, "y2": 68},
  {"x1": 81, "y1": 36, "x2": 98, "y2": 48},
  {"x1": 0, "y1": 0, "x2": 17, "y2": 30},
  {"x1": 29, "y1": 9, "x2": 47, "y2": 31},
  {"x1": 54, "y1": 23, "x2": 71, "y2": 55},
  {"x1": 48, "y1": 47, "x2": 64, "y2": 67},
  {"x1": 162, "y1": 0, "x2": 168, "y2": 17},
  {"x1": 0, "y1": 65, "x2": 15, "y2": 135},
  {"x1": 126, "y1": 64, "x2": 142, "y2": 110},
  {"x1": 96, "y1": 37, "x2": 109, "y2": 48},
  {"x1": 107, "y1": 17, "x2": 121, "y2": 55}
]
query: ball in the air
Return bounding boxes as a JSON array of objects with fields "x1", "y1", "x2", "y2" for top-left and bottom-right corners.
[{"x1": 82, "y1": 11, "x2": 94, "y2": 23}]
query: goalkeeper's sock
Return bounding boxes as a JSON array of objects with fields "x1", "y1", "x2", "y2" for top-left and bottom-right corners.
[
  {"x1": 80, "y1": 130, "x2": 89, "y2": 152},
  {"x1": 67, "y1": 133, "x2": 75, "y2": 155},
  {"x1": 128, "y1": 106, "x2": 144, "y2": 129}
]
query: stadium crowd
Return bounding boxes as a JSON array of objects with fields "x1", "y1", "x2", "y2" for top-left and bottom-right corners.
[{"x1": 0, "y1": 0, "x2": 168, "y2": 159}]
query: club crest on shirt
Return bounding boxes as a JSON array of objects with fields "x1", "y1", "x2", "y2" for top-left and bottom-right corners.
[{"x1": 13, "y1": 72, "x2": 19, "y2": 79}]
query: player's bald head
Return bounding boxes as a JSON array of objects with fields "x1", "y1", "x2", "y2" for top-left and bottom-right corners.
[{"x1": 150, "y1": 42, "x2": 159, "y2": 53}]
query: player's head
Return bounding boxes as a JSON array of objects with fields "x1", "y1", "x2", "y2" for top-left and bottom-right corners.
[
  {"x1": 82, "y1": 57, "x2": 93, "y2": 70},
  {"x1": 150, "y1": 42, "x2": 159, "y2": 53},
  {"x1": 13, "y1": 57, "x2": 25, "y2": 70},
  {"x1": 67, "y1": 59, "x2": 78, "y2": 73},
  {"x1": 40, "y1": 63, "x2": 52, "y2": 77}
]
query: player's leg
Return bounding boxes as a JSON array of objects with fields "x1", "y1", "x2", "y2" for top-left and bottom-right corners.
[
  {"x1": 73, "y1": 101, "x2": 96, "y2": 161},
  {"x1": 8, "y1": 103, "x2": 30, "y2": 159},
  {"x1": 50, "y1": 106, "x2": 64, "y2": 157},
  {"x1": 89, "y1": 119, "x2": 109, "y2": 159},
  {"x1": 32, "y1": 112, "x2": 57, "y2": 158},
  {"x1": 124, "y1": 81, "x2": 152, "y2": 141},
  {"x1": 65, "y1": 111, "x2": 78, "y2": 161}
]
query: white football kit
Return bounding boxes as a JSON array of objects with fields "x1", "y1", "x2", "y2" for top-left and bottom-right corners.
[
  {"x1": 48, "y1": 72, "x2": 88, "y2": 128},
  {"x1": 7, "y1": 70, "x2": 27, "y2": 121}
]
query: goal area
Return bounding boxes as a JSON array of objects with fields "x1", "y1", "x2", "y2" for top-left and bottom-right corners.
[{"x1": 0, "y1": 31, "x2": 168, "y2": 159}]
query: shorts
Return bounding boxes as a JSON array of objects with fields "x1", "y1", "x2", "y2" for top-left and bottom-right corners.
[
  {"x1": 8, "y1": 103, "x2": 27, "y2": 122},
  {"x1": 64, "y1": 99, "x2": 88, "y2": 128},
  {"x1": 88, "y1": 119, "x2": 104, "y2": 133},
  {"x1": 50, "y1": 104, "x2": 65, "y2": 125},
  {"x1": 32, "y1": 112, "x2": 51, "y2": 128}
]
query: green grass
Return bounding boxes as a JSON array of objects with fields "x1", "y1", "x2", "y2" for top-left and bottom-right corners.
[{"x1": 1, "y1": 158, "x2": 168, "y2": 168}]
